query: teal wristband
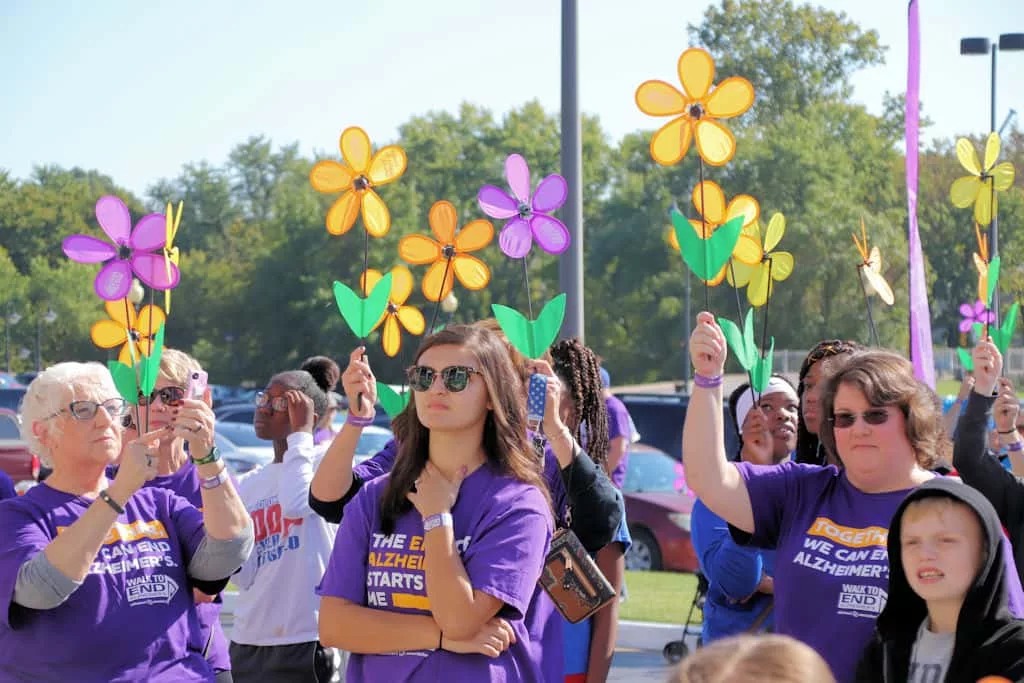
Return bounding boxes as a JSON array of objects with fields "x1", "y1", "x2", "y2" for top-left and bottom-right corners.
[{"x1": 191, "y1": 445, "x2": 220, "y2": 466}]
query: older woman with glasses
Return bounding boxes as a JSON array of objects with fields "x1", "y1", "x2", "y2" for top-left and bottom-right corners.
[
  {"x1": 681, "y1": 313, "x2": 981, "y2": 683},
  {"x1": 0, "y1": 362, "x2": 253, "y2": 682}
]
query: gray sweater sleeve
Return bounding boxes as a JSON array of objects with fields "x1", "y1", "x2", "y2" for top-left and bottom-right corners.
[
  {"x1": 13, "y1": 553, "x2": 82, "y2": 610},
  {"x1": 187, "y1": 528, "x2": 254, "y2": 582}
]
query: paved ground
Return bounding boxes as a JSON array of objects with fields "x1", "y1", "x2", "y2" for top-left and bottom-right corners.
[{"x1": 609, "y1": 648, "x2": 675, "y2": 681}]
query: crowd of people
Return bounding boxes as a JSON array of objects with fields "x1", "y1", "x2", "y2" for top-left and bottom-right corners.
[{"x1": 2, "y1": 310, "x2": 1024, "y2": 681}]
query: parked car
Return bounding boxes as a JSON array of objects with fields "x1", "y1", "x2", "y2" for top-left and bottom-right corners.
[
  {"x1": 623, "y1": 444, "x2": 698, "y2": 573},
  {"x1": 0, "y1": 373, "x2": 24, "y2": 389},
  {"x1": 0, "y1": 388, "x2": 26, "y2": 413},
  {"x1": 214, "y1": 421, "x2": 394, "y2": 468},
  {"x1": 0, "y1": 408, "x2": 39, "y2": 486},
  {"x1": 615, "y1": 392, "x2": 739, "y2": 462},
  {"x1": 215, "y1": 432, "x2": 271, "y2": 477},
  {"x1": 215, "y1": 401, "x2": 393, "y2": 429}
]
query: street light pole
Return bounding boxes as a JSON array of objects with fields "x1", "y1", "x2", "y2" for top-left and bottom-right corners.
[
  {"x1": 4, "y1": 309, "x2": 21, "y2": 374},
  {"x1": 959, "y1": 33, "x2": 1024, "y2": 327},
  {"x1": 35, "y1": 309, "x2": 56, "y2": 372}
]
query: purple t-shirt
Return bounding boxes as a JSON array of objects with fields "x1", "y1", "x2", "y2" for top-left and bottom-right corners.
[
  {"x1": 734, "y1": 461, "x2": 911, "y2": 683},
  {"x1": 0, "y1": 482, "x2": 214, "y2": 682},
  {"x1": 0, "y1": 471, "x2": 15, "y2": 501},
  {"x1": 605, "y1": 395, "x2": 632, "y2": 488},
  {"x1": 353, "y1": 438, "x2": 398, "y2": 482},
  {"x1": 317, "y1": 463, "x2": 552, "y2": 682},
  {"x1": 144, "y1": 463, "x2": 230, "y2": 673}
]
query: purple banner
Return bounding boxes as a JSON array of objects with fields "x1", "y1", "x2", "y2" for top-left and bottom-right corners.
[{"x1": 906, "y1": 0, "x2": 934, "y2": 387}]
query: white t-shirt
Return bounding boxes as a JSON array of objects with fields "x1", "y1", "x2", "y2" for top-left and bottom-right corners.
[
  {"x1": 231, "y1": 432, "x2": 337, "y2": 646},
  {"x1": 908, "y1": 618, "x2": 955, "y2": 683}
]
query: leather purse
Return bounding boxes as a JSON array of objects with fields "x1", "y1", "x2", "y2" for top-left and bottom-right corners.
[{"x1": 539, "y1": 526, "x2": 617, "y2": 623}]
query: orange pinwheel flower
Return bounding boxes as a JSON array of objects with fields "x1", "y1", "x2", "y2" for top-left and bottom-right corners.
[
  {"x1": 359, "y1": 266, "x2": 425, "y2": 357},
  {"x1": 667, "y1": 180, "x2": 761, "y2": 285},
  {"x1": 398, "y1": 201, "x2": 493, "y2": 302},
  {"x1": 90, "y1": 299, "x2": 165, "y2": 365},
  {"x1": 309, "y1": 127, "x2": 408, "y2": 237},
  {"x1": 635, "y1": 48, "x2": 755, "y2": 167}
]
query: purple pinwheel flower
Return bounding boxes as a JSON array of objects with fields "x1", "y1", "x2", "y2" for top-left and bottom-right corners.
[
  {"x1": 959, "y1": 299, "x2": 995, "y2": 333},
  {"x1": 477, "y1": 154, "x2": 570, "y2": 258},
  {"x1": 62, "y1": 196, "x2": 181, "y2": 301}
]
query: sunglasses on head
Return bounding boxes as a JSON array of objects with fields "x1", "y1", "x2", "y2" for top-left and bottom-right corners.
[
  {"x1": 137, "y1": 386, "x2": 186, "y2": 407},
  {"x1": 829, "y1": 408, "x2": 890, "y2": 429},
  {"x1": 407, "y1": 365, "x2": 479, "y2": 393}
]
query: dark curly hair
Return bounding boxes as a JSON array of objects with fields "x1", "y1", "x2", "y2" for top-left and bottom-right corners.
[
  {"x1": 300, "y1": 355, "x2": 341, "y2": 393},
  {"x1": 796, "y1": 339, "x2": 863, "y2": 465},
  {"x1": 269, "y1": 370, "x2": 329, "y2": 420},
  {"x1": 549, "y1": 338, "x2": 609, "y2": 468}
]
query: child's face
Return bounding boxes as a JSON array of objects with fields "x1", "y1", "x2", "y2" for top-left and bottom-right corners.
[{"x1": 900, "y1": 501, "x2": 985, "y2": 606}]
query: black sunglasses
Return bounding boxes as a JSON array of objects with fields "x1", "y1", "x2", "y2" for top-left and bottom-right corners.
[
  {"x1": 407, "y1": 365, "x2": 479, "y2": 393},
  {"x1": 829, "y1": 408, "x2": 890, "y2": 429},
  {"x1": 137, "y1": 386, "x2": 186, "y2": 407}
]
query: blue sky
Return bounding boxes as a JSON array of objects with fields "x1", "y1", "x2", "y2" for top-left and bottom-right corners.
[{"x1": 2, "y1": 0, "x2": 1023, "y2": 197}]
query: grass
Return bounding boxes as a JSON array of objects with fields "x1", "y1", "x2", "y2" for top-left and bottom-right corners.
[{"x1": 620, "y1": 570, "x2": 701, "y2": 624}]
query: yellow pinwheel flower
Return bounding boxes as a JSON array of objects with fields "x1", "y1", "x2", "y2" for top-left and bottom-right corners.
[
  {"x1": 310, "y1": 127, "x2": 408, "y2": 237},
  {"x1": 728, "y1": 213, "x2": 794, "y2": 307},
  {"x1": 359, "y1": 266, "x2": 425, "y2": 357},
  {"x1": 667, "y1": 180, "x2": 761, "y2": 285},
  {"x1": 90, "y1": 299, "x2": 165, "y2": 365},
  {"x1": 399, "y1": 200, "x2": 493, "y2": 302},
  {"x1": 635, "y1": 47, "x2": 755, "y2": 167},
  {"x1": 950, "y1": 132, "x2": 1016, "y2": 226}
]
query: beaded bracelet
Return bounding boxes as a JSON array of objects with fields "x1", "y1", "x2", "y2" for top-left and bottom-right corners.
[{"x1": 693, "y1": 373, "x2": 724, "y2": 389}]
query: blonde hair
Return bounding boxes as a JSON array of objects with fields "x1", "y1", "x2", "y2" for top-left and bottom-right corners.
[
  {"x1": 902, "y1": 495, "x2": 967, "y2": 526},
  {"x1": 20, "y1": 362, "x2": 117, "y2": 467},
  {"x1": 159, "y1": 348, "x2": 202, "y2": 386},
  {"x1": 668, "y1": 634, "x2": 835, "y2": 683}
]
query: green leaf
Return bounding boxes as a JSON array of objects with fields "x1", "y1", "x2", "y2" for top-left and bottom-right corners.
[
  {"x1": 957, "y1": 347, "x2": 974, "y2": 373},
  {"x1": 992, "y1": 301, "x2": 1019, "y2": 357},
  {"x1": 138, "y1": 324, "x2": 165, "y2": 397},
  {"x1": 751, "y1": 337, "x2": 776, "y2": 393},
  {"x1": 492, "y1": 293, "x2": 567, "y2": 359},
  {"x1": 671, "y1": 209, "x2": 744, "y2": 281},
  {"x1": 741, "y1": 309, "x2": 758, "y2": 365},
  {"x1": 987, "y1": 256, "x2": 1001, "y2": 307},
  {"x1": 718, "y1": 315, "x2": 751, "y2": 370},
  {"x1": 108, "y1": 361, "x2": 140, "y2": 405},
  {"x1": 333, "y1": 273, "x2": 393, "y2": 339},
  {"x1": 376, "y1": 381, "x2": 410, "y2": 419}
]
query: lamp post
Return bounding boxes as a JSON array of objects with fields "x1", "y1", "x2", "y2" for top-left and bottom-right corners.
[
  {"x1": 4, "y1": 309, "x2": 21, "y2": 373},
  {"x1": 440, "y1": 293, "x2": 459, "y2": 328},
  {"x1": 959, "y1": 33, "x2": 1024, "y2": 323},
  {"x1": 35, "y1": 309, "x2": 57, "y2": 372}
]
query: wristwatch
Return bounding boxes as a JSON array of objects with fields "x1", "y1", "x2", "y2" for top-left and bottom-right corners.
[
  {"x1": 191, "y1": 446, "x2": 220, "y2": 466},
  {"x1": 423, "y1": 512, "x2": 454, "y2": 533}
]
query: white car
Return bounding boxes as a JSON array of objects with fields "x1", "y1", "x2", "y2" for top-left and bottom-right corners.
[{"x1": 214, "y1": 421, "x2": 394, "y2": 468}]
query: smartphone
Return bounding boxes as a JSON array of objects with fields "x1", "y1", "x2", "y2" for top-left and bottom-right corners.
[{"x1": 186, "y1": 371, "x2": 209, "y2": 400}]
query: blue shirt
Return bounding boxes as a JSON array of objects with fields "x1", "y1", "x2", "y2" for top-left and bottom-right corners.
[{"x1": 691, "y1": 498, "x2": 775, "y2": 643}]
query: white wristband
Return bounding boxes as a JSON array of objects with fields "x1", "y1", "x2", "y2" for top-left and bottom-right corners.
[{"x1": 423, "y1": 512, "x2": 453, "y2": 533}]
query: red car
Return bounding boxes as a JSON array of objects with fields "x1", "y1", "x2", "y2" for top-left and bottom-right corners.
[
  {"x1": 623, "y1": 444, "x2": 698, "y2": 572},
  {"x1": 0, "y1": 408, "x2": 39, "y2": 487}
]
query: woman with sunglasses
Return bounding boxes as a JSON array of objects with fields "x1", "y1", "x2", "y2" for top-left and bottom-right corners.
[
  {"x1": 682, "y1": 312, "x2": 981, "y2": 682},
  {"x1": 311, "y1": 324, "x2": 622, "y2": 682},
  {"x1": 228, "y1": 363, "x2": 343, "y2": 683},
  {"x1": 318, "y1": 324, "x2": 553, "y2": 681},
  {"x1": 0, "y1": 362, "x2": 253, "y2": 682},
  {"x1": 117, "y1": 348, "x2": 236, "y2": 682}
]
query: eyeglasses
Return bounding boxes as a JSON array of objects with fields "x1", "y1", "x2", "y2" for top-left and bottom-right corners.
[
  {"x1": 255, "y1": 391, "x2": 288, "y2": 412},
  {"x1": 407, "y1": 365, "x2": 480, "y2": 393},
  {"x1": 138, "y1": 386, "x2": 186, "y2": 407},
  {"x1": 49, "y1": 398, "x2": 130, "y2": 421},
  {"x1": 829, "y1": 408, "x2": 891, "y2": 429}
]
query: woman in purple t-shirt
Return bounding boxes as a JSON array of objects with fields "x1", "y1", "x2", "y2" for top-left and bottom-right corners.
[
  {"x1": 681, "y1": 313, "x2": 983, "y2": 683},
  {"x1": 0, "y1": 362, "x2": 253, "y2": 683},
  {"x1": 317, "y1": 324, "x2": 553, "y2": 681}
]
